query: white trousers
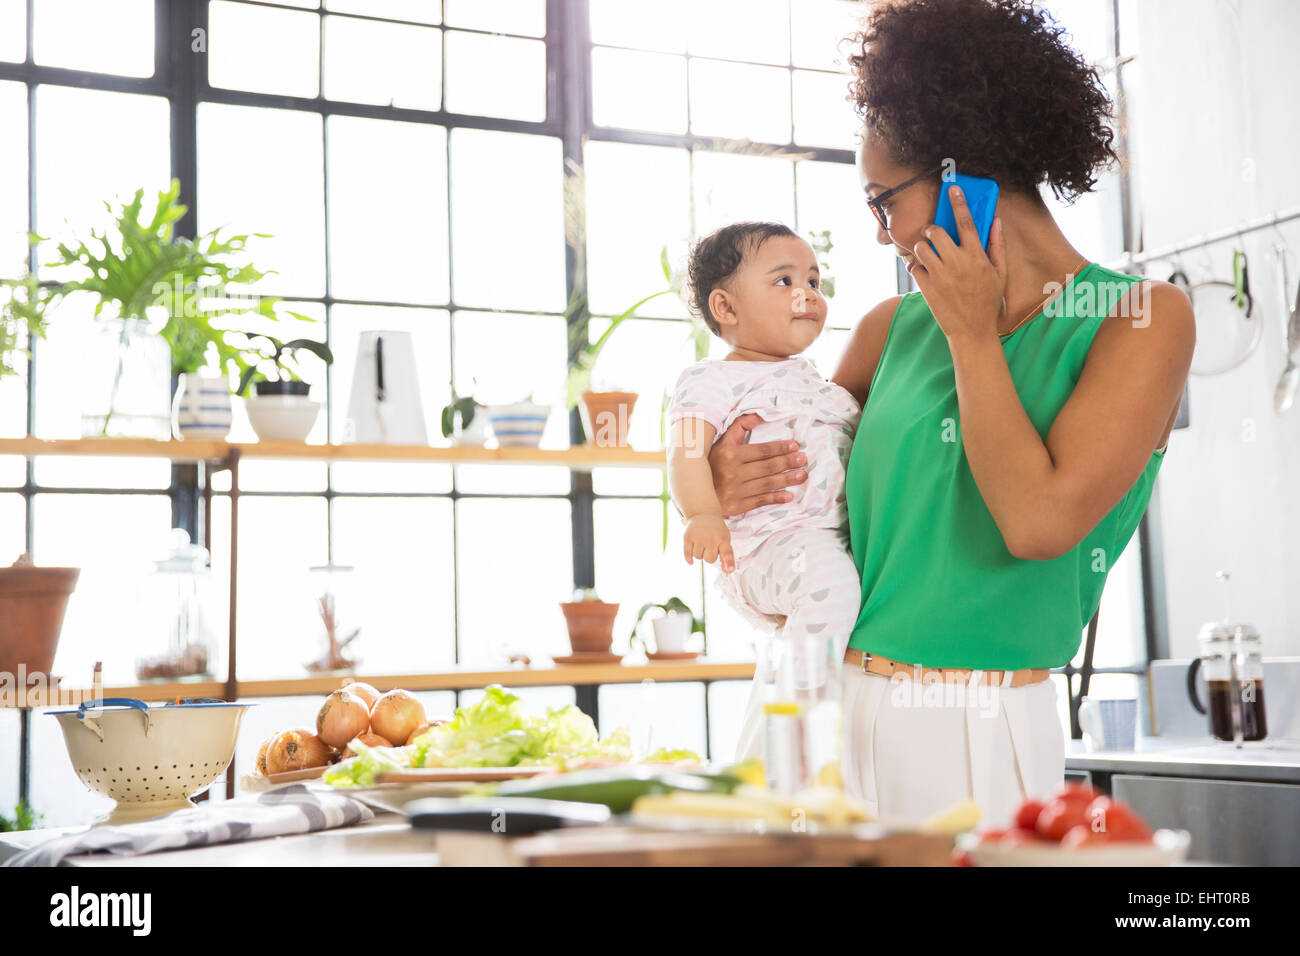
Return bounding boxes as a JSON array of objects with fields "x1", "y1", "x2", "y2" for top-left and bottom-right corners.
[{"x1": 839, "y1": 668, "x2": 1066, "y2": 830}]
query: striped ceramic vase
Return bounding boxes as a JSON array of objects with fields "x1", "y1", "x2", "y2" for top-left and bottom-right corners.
[{"x1": 173, "y1": 371, "x2": 233, "y2": 440}]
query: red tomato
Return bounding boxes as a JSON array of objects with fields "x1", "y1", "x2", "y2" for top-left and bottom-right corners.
[
  {"x1": 1060, "y1": 824, "x2": 1109, "y2": 849},
  {"x1": 1086, "y1": 797, "x2": 1153, "y2": 842},
  {"x1": 1014, "y1": 800, "x2": 1046, "y2": 831},
  {"x1": 999, "y1": 828, "x2": 1044, "y2": 848},
  {"x1": 1035, "y1": 798, "x2": 1089, "y2": 842},
  {"x1": 976, "y1": 827, "x2": 1009, "y2": 844},
  {"x1": 1055, "y1": 783, "x2": 1099, "y2": 805},
  {"x1": 952, "y1": 849, "x2": 976, "y2": 867}
]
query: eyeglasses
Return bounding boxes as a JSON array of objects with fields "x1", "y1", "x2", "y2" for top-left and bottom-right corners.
[{"x1": 865, "y1": 162, "x2": 946, "y2": 231}]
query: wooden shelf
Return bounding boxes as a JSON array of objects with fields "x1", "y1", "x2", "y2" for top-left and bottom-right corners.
[
  {"x1": 0, "y1": 437, "x2": 667, "y2": 470},
  {"x1": 2, "y1": 662, "x2": 755, "y2": 708}
]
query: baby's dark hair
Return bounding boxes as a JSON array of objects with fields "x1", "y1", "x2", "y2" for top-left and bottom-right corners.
[
  {"x1": 687, "y1": 221, "x2": 798, "y2": 337},
  {"x1": 847, "y1": 0, "x2": 1119, "y2": 202}
]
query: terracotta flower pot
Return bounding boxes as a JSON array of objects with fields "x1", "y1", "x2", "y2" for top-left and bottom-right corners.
[
  {"x1": 559, "y1": 600, "x2": 620, "y2": 653},
  {"x1": 0, "y1": 564, "x2": 80, "y2": 678},
  {"x1": 579, "y1": 390, "x2": 638, "y2": 447}
]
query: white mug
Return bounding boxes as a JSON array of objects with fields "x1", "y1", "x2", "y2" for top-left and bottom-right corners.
[
  {"x1": 650, "y1": 612, "x2": 692, "y2": 653},
  {"x1": 1079, "y1": 697, "x2": 1138, "y2": 752}
]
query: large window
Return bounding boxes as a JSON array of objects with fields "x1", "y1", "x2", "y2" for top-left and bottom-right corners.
[{"x1": 0, "y1": 0, "x2": 1149, "y2": 820}]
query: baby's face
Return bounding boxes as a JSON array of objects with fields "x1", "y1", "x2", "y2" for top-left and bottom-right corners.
[{"x1": 712, "y1": 235, "x2": 828, "y2": 358}]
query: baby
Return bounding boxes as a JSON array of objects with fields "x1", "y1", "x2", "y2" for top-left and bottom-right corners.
[{"x1": 666, "y1": 221, "x2": 863, "y2": 763}]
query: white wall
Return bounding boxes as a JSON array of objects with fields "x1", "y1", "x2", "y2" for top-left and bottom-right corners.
[{"x1": 1125, "y1": 0, "x2": 1300, "y2": 656}]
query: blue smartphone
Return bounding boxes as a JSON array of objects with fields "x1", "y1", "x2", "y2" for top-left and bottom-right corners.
[{"x1": 930, "y1": 171, "x2": 999, "y2": 255}]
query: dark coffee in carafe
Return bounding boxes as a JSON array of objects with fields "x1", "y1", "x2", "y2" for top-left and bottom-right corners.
[{"x1": 1205, "y1": 679, "x2": 1268, "y2": 741}]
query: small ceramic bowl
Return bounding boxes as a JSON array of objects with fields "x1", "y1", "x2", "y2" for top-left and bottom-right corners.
[
  {"x1": 245, "y1": 395, "x2": 321, "y2": 443},
  {"x1": 487, "y1": 402, "x2": 550, "y2": 447}
]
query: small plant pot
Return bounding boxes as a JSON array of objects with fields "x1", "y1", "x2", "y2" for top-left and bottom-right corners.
[
  {"x1": 244, "y1": 393, "x2": 321, "y2": 442},
  {"x1": 579, "y1": 390, "x2": 638, "y2": 447},
  {"x1": 559, "y1": 600, "x2": 620, "y2": 654},
  {"x1": 173, "y1": 371, "x2": 233, "y2": 441},
  {"x1": 487, "y1": 401, "x2": 551, "y2": 448},
  {"x1": 0, "y1": 565, "x2": 80, "y2": 677},
  {"x1": 451, "y1": 410, "x2": 490, "y2": 447},
  {"x1": 650, "y1": 611, "x2": 694, "y2": 653}
]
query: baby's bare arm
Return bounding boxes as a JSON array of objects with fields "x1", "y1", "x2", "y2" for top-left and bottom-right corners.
[{"x1": 668, "y1": 419, "x2": 736, "y2": 573}]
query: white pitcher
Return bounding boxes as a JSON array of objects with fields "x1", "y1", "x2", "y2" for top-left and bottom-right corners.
[{"x1": 342, "y1": 330, "x2": 428, "y2": 445}]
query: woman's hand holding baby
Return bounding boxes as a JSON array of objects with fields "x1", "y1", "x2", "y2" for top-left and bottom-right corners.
[
  {"x1": 684, "y1": 514, "x2": 736, "y2": 574},
  {"x1": 707, "y1": 413, "x2": 809, "y2": 517}
]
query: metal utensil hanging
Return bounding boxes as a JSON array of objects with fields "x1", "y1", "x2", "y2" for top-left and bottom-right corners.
[{"x1": 1187, "y1": 250, "x2": 1261, "y2": 376}]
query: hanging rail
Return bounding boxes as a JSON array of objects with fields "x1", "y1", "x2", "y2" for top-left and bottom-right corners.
[{"x1": 1108, "y1": 203, "x2": 1300, "y2": 272}]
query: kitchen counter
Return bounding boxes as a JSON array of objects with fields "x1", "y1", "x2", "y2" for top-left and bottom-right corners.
[{"x1": 1065, "y1": 736, "x2": 1300, "y2": 784}]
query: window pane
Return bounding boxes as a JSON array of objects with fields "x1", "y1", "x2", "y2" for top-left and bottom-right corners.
[
  {"x1": 584, "y1": 317, "x2": 693, "y2": 450},
  {"x1": 323, "y1": 14, "x2": 442, "y2": 110},
  {"x1": 792, "y1": 69, "x2": 858, "y2": 150},
  {"x1": 594, "y1": 498, "x2": 703, "y2": 653},
  {"x1": 332, "y1": 496, "x2": 456, "y2": 673},
  {"x1": 208, "y1": 1, "x2": 320, "y2": 98},
  {"x1": 327, "y1": 116, "x2": 448, "y2": 304},
  {"x1": 444, "y1": 31, "x2": 546, "y2": 122},
  {"x1": 591, "y1": 465, "x2": 664, "y2": 497},
  {"x1": 689, "y1": 59, "x2": 790, "y2": 144},
  {"x1": 33, "y1": 0, "x2": 153, "y2": 77},
  {"x1": 198, "y1": 103, "x2": 325, "y2": 298},
  {"x1": 589, "y1": 0, "x2": 687, "y2": 53},
  {"x1": 687, "y1": 0, "x2": 789, "y2": 65},
  {"x1": 34, "y1": 86, "x2": 170, "y2": 262},
  {"x1": 692, "y1": 149, "x2": 795, "y2": 236},
  {"x1": 600, "y1": 682, "x2": 706, "y2": 755},
  {"x1": 709, "y1": 680, "x2": 755, "y2": 760},
  {"x1": 328, "y1": 303, "x2": 450, "y2": 447},
  {"x1": 583, "y1": 141, "x2": 689, "y2": 318},
  {"x1": 33, "y1": 493, "x2": 172, "y2": 682},
  {"x1": 791, "y1": 0, "x2": 863, "y2": 71},
  {"x1": 0, "y1": 492, "x2": 23, "y2": 559},
  {"x1": 210, "y1": 495, "x2": 329, "y2": 680},
  {"x1": 0, "y1": 0, "x2": 24, "y2": 63},
  {"x1": 591, "y1": 47, "x2": 687, "y2": 135},
  {"x1": 456, "y1": 498, "x2": 572, "y2": 666},
  {"x1": 444, "y1": 0, "x2": 544, "y2": 37},
  {"x1": 449, "y1": 129, "x2": 565, "y2": 312},
  {"x1": 326, "y1": 0, "x2": 438, "y2": 23},
  {"x1": 0, "y1": 81, "x2": 27, "y2": 280},
  {"x1": 795, "y1": 159, "x2": 898, "y2": 326},
  {"x1": 0, "y1": 454, "x2": 22, "y2": 487}
]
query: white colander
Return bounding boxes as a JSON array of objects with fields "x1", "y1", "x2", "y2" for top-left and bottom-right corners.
[{"x1": 50, "y1": 697, "x2": 250, "y2": 825}]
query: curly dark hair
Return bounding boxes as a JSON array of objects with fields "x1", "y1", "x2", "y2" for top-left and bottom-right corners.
[
  {"x1": 687, "y1": 221, "x2": 798, "y2": 336},
  {"x1": 846, "y1": 0, "x2": 1120, "y2": 202}
]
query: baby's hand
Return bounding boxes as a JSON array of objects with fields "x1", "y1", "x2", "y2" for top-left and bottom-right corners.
[{"x1": 683, "y1": 515, "x2": 736, "y2": 573}]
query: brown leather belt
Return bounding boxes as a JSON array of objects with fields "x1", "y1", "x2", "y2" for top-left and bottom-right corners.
[{"x1": 844, "y1": 648, "x2": 1050, "y2": 688}]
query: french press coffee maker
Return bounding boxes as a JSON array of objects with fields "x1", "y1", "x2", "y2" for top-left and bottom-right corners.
[{"x1": 1186, "y1": 572, "x2": 1268, "y2": 744}]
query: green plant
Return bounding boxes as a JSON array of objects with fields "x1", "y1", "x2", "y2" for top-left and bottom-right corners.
[
  {"x1": 0, "y1": 801, "x2": 42, "y2": 832},
  {"x1": 1, "y1": 180, "x2": 306, "y2": 377},
  {"x1": 234, "y1": 333, "x2": 334, "y2": 396},
  {"x1": 0, "y1": 272, "x2": 50, "y2": 379},
  {"x1": 628, "y1": 596, "x2": 706, "y2": 647},
  {"x1": 440, "y1": 380, "x2": 484, "y2": 438}
]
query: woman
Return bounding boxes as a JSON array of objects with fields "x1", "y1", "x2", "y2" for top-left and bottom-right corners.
[{"x1": 701, "y1": 0, "x2": 1194, "y2": 828}]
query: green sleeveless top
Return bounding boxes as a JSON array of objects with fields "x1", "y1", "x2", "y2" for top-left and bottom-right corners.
[{"x1": 844, "y1": 262, "x2": 1165, "y2": 670}]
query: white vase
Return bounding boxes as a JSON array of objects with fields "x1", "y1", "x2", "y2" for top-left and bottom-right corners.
[{"x1": 173, "y1": 371, "x2": 233, "y2": 440}]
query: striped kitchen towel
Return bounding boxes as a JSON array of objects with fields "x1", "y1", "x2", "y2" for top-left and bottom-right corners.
[{"x1": 3, "y1": 784, "x2": 374, "y2": 867}]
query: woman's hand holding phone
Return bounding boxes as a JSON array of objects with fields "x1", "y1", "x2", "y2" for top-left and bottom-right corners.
[{"x1": 910, "y1": 184, "x2": 1009, "y2": 344}]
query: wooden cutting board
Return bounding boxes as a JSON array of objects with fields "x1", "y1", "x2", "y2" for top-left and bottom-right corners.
[{"x1": 433, "y1": 825, "x2": 955, "y2": 867}]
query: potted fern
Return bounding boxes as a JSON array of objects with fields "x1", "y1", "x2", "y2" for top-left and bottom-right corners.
[
  {"x1": 234, "y1": 333, "x2": 334, "y2": 442},
  {"x1": 0, "y1": 180, "x2": 304, "y2": 439}
]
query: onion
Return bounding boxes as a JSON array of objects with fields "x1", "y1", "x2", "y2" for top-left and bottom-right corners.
[
  {"x1": 405, "y1": 719, "x2": 446, "y2": 746},
  {"x1": 343, "y1": 680, "x2": 381, "y2": 710},
  {"x1": 256, "y1": 735, "x2": 276, "y2": 776},
  {"x1": 370, "y1": 689, "x2": 425, "y2": 746},
  {"x1": 317, "y1": 689, "x2": 372, "y2": 748},
  {"x1": 342, "y1": 732, "x2": 393, "y2": 759},
  {"x1": 266, "y1": 729, "x2": 332, "y2": 774}
]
